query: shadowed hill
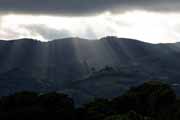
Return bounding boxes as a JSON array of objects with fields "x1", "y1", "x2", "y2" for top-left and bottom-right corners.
[{"x1": 0, "y1": 36, "x2": 180, "y2": 104}]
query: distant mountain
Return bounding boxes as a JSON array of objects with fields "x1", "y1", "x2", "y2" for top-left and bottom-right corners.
[{"x1": 0, "y1": 36, "x2": 180, "y2": 104}]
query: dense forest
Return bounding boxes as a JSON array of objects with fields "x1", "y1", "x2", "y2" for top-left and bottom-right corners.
[{"x1": 0, "y1": 80, "x2": 179, "y2": 120}]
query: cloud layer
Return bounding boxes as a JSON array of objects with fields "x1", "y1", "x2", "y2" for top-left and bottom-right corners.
[
  {"x1": 24, "y1": 25, "x2": 71, "y2": 40},
  {"x1": 0, "y1": 11, "x2": 180, "y2": 43},
  {"x1": 0, "y1": 0, "x2": 179, "y2": 15}
]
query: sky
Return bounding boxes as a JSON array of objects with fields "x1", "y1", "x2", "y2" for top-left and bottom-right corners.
[{"x1": 0, "y1": 0, "x2": 180, "y2": 43}]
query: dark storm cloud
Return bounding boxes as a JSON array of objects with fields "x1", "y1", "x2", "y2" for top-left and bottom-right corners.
[{"x1": 0, "y1": 0, "x2": 179, "y2": 16}]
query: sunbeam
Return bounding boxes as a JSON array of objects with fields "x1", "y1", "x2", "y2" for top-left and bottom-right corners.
[{"x1": 0, "y1": 11, "x2": 180, "y2": 43}]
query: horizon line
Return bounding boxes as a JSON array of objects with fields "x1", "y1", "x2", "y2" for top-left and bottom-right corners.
[{"x1": 0, "y1": 36, "x2": 179, "y2": 44}]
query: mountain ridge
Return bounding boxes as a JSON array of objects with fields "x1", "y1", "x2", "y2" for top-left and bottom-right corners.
[
  {"x1": 0, "y1": 36, "x2": 173, "y2": 44},
  {"x1": 0, "y1": 36, "x2": 180, "y2": 104}
]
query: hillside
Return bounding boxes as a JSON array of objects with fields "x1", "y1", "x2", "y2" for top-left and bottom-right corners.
[{"x1": 0, "y1": 36, "x2": 180, "y2": 104}]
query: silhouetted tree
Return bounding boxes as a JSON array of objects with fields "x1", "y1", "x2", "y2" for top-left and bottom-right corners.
[
  {"x1": 0, "y1": 81, "x2": 178, "y2": 120},
  {"x1": 0, "y1": 91, "x2": 75, "y2": 120},
  {"x1": 38, "y1": 92, "x2": 75, "y2": 120},
  {"x1": 0, "y1": 91, "x2": 39, "y2": 111},
  {"x1": 104, "y1": 111, "x2": 153, "y2": 120},
  {"x1": 112, "y1": 81, "x2": 176, "y2": 118},
  {"x1": 80, "y1": 98, "x2": 113, "y2": 120}
]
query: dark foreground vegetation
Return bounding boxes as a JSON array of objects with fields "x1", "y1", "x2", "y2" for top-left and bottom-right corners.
[{"x1": 0, "y1": 81, "x2": 179, "y2": 120}]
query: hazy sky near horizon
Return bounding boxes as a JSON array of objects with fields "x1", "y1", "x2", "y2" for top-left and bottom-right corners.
[{"x1": 0, "y1": 0, "x2": 180, "y2": 43}]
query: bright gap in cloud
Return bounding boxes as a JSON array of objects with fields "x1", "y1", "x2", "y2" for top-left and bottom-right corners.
[{"x1": 0, "y1": 11, "x2": 180, "y2": 43}]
